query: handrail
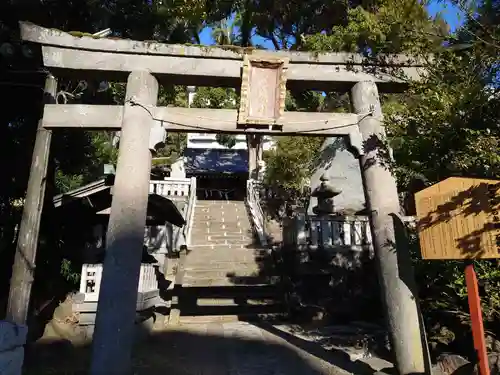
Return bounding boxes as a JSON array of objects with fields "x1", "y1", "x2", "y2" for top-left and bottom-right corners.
[
  {"x1": 174, "y1": 176, "x2": 197, "y2": 251},
  {"x1": 246, "y1": 179, "x2": 267, "y2": 247},
  {"x1": 185, "y1": 176, "x2": 197, "y2": 247}
]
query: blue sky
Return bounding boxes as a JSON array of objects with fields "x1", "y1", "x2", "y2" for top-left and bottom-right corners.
[{"x1": 199, "y1": 0, "x2": 463, "y2": 47}]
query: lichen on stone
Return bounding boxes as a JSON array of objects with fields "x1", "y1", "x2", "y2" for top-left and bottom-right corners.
[{"x1": 68, "y1": 31, "x2": 100, "y2": 39}]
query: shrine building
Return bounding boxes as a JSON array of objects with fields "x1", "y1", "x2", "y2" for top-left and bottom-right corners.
[{"x1": 172, "y1": 86, "x2": 275, "y2": 200}]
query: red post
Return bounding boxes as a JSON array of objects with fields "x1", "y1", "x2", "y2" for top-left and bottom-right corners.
[{"x1": 465, "y1": 262, "x2": 490, "y2": 375}]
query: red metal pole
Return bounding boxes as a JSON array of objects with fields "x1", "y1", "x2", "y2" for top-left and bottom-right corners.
[{"x1": 465, "y1": 262, "x2": 490, "y2": 375}]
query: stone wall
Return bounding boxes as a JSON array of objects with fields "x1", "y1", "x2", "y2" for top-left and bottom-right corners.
[{"x1": 0, "y1": 321, "x2": 27, "y2": 375}]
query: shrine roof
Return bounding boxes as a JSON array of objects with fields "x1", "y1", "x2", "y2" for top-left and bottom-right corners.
[
  {"x1": 53, "y1": 177, "x2": 186, "y2": 227},
  {"x1": 184, "y1": 148, "x2": 248, "y2": 174}
]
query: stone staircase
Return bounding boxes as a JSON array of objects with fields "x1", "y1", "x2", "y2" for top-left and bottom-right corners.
[{"x1": 170, "y1": 200, "x2": 284, "y2": 324}]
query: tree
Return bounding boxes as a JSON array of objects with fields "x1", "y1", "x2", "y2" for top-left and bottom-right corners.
[
  {"x1": 383, "y1": 2, "x2": 500, "y2": 351},
  {"x1": 0, "y1": 0, "x2": 208, "y2": 315},
  {"x1": 191, "y1": 86, "x2": 239, "y2": 149},
  {"x1": 259, "y1": 0, "x2": 499, "y2": 356}
]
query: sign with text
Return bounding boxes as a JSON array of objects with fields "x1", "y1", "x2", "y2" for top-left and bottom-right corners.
[
  {"x1": 415, "y1": 177, "x2": 500, "y2": 260},
  {"x1": 238, "y1": 54, "x2": 288, "y2": 126}
]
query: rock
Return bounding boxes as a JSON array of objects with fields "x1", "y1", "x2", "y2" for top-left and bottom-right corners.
[
  {"x1": 486, "y1": 335, "x2": 500, "y2": 353},
  {"x1": 39, "y1": 295, "x2": 88, "y2": 346},
  {"x1": 435, "y1": 353, "x2": 471, "y2": 375},
  {"x1": 431, "y1": 364, "x2": 446, "y2": 375},
  {"x1": 475, "y1": 353, "x2": 500, "y2": 375},
  {"x1": 435, "y1": 352, "x2": 500, "y2": 375}
]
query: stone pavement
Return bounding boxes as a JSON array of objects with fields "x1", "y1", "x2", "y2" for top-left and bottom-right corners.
[
  {"x1": 29, "y1": 321, "x2": 375, "y2": 374},
  {"x1": 140, "y1": 321, "x2": 354, "y2": 375}
]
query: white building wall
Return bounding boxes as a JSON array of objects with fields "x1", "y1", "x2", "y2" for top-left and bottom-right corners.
[{"x1": 186, "y1": 133, "x2": 274, "y2": 151}]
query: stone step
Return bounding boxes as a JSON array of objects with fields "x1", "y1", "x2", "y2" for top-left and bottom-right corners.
[
  {"x1": 197, "y1": 230, "x2": 251, "y2": 236},
  {"x1": 195, "y1": 202, "x2": 246, "y2": 207},
  {"x1": 192, "y1": 218, "x2": 250, "y2": 225},
  {"x1": 191, "y1": 231, "x2": 252, "y2": 236},
  {"x1": 194, "y1": 211, "x2": 248, "y2": 216},
  {"x1": 177, "y1": 315, "x2": 242, "y2": 324},
  {"x1": 191, "y1": 235, "x2": 254, "y2": 243},
  {"x1": 182, "y1": 278, "x2": 270, "y2": 287},
  {"x1": 177, "y1": 284, "x2": 280, "y2": 297},
  {"x1": 209, "y1": 234, "x2": 253, "y2": 240},
  {"x1": 176, "y1": 311, "x2": 287, "y2": 324},
  {"x1": 186, "y1": 247, "x2": 270, "y2": 257},
  {"x1": 190, "y1": 238, "x2": 254, "y2": 246},
  {"x1": 184, "y1": 259, "x2": 262, "y2": 268},
  {"x1": 176, "y1": 304, "x2": 286, "y2": 321},
  {"x1": 183, "y1": 269, "x2": 260, "y2": 280},
  {"x1": 185, "y1": 254, "x2": 270, "y2": 263},
  {"x1": 195, "y1": 298, "x2": 278, "y2": 306},
  {"x1": 184, "y1": 261, "x2": 263, "y2": 271},
  {"x1": 192, "y1": 220, "x2": 252, "y2": 231},
  {"x1": 188, "y1": 244, "x2": 250, "y2": 250},
  {"x1": 194, "y1": 207, "x2": 247, "y2": 212},
  {"x1": 193, "y1": 214, "x2": 247, "y2": 219},
  {"x1": 190, "y1": 232, "x2": 252, "y2": 239},
  {"x1": 184, "y1": 262, "x2": 266, "y2": 271},
  {"x1": 194, "y1": 207, "x2": 247, "y2": 213},
  {"x1": 192, "y1": 225, "x2": 251, "y2": 231},
  {"x1": 185, "y1": 253, "x2": 264, "y2": 263}
]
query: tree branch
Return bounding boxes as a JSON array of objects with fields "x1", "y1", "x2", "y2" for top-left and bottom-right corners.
[{"x1": 270, "y1": 33, "x2": 281, "y2": 50}]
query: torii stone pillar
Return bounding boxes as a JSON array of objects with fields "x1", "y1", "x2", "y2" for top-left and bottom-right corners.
[
  {"x1": 90, "y1": 71, "x2": 161, "y2": 375},
  {"x1": 351, "y1": 81, "x2": 426, "y2": 375}
]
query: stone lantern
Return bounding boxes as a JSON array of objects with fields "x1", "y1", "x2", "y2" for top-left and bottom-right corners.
[
  {"x1": 310, "y1": 174, "x2": 342, "y2": 250},
  {"x1": 311, "y1": 174, "x2": 342, "y2": 216}
]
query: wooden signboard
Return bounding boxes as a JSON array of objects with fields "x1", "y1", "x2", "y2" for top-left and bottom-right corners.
[
  {"x1": 238, "y1": 54, "x2": 288, "y2": 126},
  {"x1": 415, "y1": 177, "x2": 500, "y2": 260}
]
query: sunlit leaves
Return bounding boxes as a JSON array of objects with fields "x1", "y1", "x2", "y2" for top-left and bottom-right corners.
[{"x1": 263, "y1": 136, "x2": 325, "y2": 192}]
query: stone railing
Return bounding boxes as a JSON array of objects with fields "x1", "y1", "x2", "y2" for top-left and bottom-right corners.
[
  {"x1": 283, "y1": 214, "x2": 417, "y2": 252},
  {"x1": 149, "y1": 178, "x2": 191, "y2": 197},
  {"x1": 74, "y1": 263, "x2": 159, "y2": 325},
  {"x1": 283, "y1": 214, "x2": 372, "y2": 252},
  {"x1": 175, "y1": 176, "x2": 197, "y2": 250},
  {"x1": 0, "y1": 321, "x2": 27, "y2": 375},
  {"x1": 147, "y1": 177, "x2": 197, "y2": 252},
  {"x1": 246, "y1": 179, "x2": 267, "y2": 247},
  {"x1": 78, "y1": 263, "x2": 158, "y2": 303}
]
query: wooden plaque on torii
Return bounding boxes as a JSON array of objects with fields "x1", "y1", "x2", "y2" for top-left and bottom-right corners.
[{"x1": 237, "y1": 54, "x2": 289, "y2": 126}]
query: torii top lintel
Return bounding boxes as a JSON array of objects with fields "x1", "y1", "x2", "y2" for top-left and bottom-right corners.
[{"x1": 19, "y1": 22, "x2": 426, "y2": 93}]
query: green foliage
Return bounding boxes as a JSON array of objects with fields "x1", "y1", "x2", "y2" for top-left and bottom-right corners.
[
  {"x1": 303, "y1": 0, "x2": 448, "y2": 54},
  {"x1": 260, "y1": 91, "x2": 348, "y2": 192},
  {"x1": 263, "y1": 136, "x2": 324, "y2": 192},
  {"x1": 385, "y1": 49, "x2": 500, "y2": 187},
  {"x1": 409, "y1": 230, "x2": 500, "y2": 348},
  {"x1": 191, "y1": 87, "x2": 239, "y2": 148},
  {"x1": 0, "y1": 0, "x2": 207, "y2": 311},
  {"x1": 191, "y1": 87, "x2": 238, "y2": 109}
]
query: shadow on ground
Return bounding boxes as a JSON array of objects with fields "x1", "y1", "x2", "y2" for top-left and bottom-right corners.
[{"x1": 24, "y1": 321, "x2": 393, "y2": 375}]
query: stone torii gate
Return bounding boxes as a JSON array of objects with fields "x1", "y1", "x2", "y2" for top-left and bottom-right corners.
[{"x1": 10, "y1": 22, "x2": 427, "y2": 375}]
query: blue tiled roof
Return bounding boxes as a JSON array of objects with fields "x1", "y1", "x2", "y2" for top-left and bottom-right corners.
[{"x1": 184, "y1": 148, "x2": 248, "y2": 173}]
